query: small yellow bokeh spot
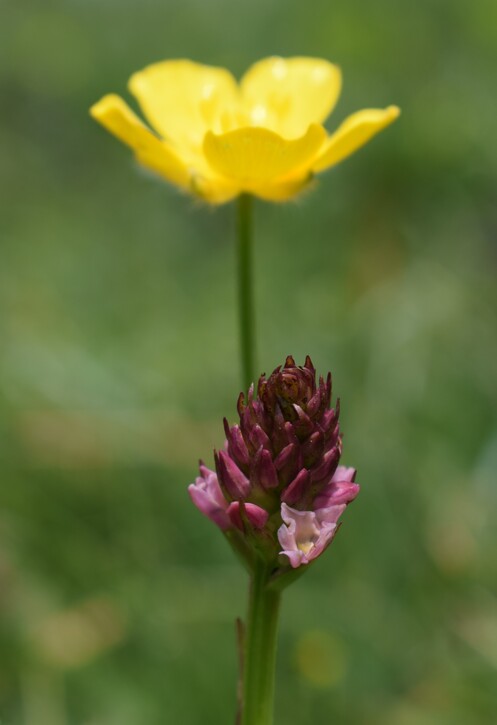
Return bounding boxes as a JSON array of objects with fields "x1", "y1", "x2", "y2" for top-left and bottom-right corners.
[
  {"x1": 30, "y1": 596, "x2": 127, "y2": 670},
  {"x1": 294, "y1": 629, "x2": 347, "y2": 688}
]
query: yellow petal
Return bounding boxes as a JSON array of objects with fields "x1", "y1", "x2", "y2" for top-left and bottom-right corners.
[
  {"x1": 90, "y1": 94, "x2": 189, "y2": 188},
  {"x1": 191, "y1": 176, "x2": 241, "y2": 205},
  {"x1": 203, "y1": 124, "x2": 326, "y2": 185},
  {"x1": 128, "y1": 60, "x2": 239, "y2": 150},
  {"x1": 313, "y1": 105, "x2": 400, "y2": 172},
  {"x1": 240, "y1": 56, "x2": 342, "y2": 139},
  {"x1": 249, "y1": 175, "x2": 314, "y2": 202}
]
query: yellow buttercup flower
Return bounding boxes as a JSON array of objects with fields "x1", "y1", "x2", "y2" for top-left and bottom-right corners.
[{"x1": 90, "y1": 57, "x2": 399, "y2": 204}]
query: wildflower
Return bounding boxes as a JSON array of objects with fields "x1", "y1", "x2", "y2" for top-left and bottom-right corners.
[
  {"x1": 188, "y1": 356, "x2": 359, "y2": 572},
  {"x1": 91, "y1": 57, "x2": 399, "y2": 204}
]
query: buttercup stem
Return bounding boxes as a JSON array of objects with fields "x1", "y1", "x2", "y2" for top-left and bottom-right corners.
[
  {"x1": 241, "y1": 562, "x2": 281, "y2": 725},
  {"x1": 236, "y1": 194, "x2": 256, "y2": 392}
]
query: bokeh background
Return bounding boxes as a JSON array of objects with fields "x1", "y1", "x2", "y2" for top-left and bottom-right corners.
[{"x1": 1, "y1": 0, "x2": 497, "y2": 723}]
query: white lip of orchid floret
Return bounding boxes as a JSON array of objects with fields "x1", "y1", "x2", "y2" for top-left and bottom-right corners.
[{"x1": 278, "y1": 502, "x2": 346, "y2": 568}]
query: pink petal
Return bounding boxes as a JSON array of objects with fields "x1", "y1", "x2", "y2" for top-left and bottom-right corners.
[
  {"x1": 188, "y1": 466, "x2": 231, "y2": 530},
  {"x1": 314, "y1": 480, "x2": 360, "y2": 508},
  {"x1": 332, "y1": 466, "x2": 357, "y2": 483},
  {"x1": 278, "y1": 503, "x2": 341, "y2": 568},
  {"x1": 227, "y1": 501, "x2": 269, "y2": 531}
]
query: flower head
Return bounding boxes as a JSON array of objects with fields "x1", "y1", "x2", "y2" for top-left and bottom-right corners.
[
  {"x1": 188, "y1": 356, "x2": 359, "y2": 574},
  {"x1": 91, "y1": 57, "x2": 399, "y2": 204}
]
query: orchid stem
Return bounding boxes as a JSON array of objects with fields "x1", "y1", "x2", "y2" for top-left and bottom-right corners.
[
  {"x1": 236, "y1": 193, "x2": 256, "y2": 392},
  {"x1": 241, "y1": 562, "x2": 281, "y2": 725}
]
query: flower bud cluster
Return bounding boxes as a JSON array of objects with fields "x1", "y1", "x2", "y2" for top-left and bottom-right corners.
[{"x1": 189, "y1": 356, "x2": 359, "y2": 571}]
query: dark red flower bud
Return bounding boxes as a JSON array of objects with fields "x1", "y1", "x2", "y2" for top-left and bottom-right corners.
[
  {"x1": 215, "y1": 450, "x2": 251, "y2": 500},
  {"x1": 251, "y1": 447, "x2": 279, "y2": 490}
]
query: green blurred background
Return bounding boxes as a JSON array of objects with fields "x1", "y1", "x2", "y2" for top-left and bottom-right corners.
[{"x1": 1, "y1": 0, "x2": 497, "y2": 723}]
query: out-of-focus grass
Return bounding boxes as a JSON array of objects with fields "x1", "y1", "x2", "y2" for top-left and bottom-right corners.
[{"x1": 1, "y1": 0, "x2": 496, "y2": 723}]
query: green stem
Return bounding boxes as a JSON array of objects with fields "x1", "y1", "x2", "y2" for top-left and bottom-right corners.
[
  {"x1": 241, "y1": 563, "x2": 281, "y2": 725},
  {"x1": 236, "y1": 194, "x2": 256, "y2": 392}
]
